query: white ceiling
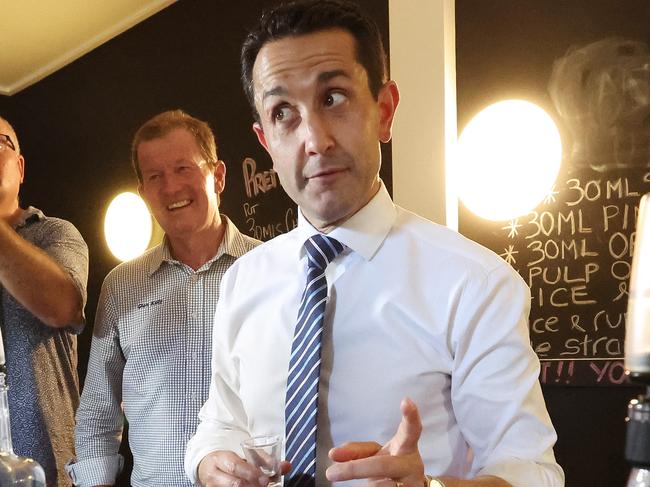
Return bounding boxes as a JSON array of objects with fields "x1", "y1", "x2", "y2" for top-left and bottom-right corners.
[{"x1": 0, "y1": 0, "x2": 176, "y2": 96}]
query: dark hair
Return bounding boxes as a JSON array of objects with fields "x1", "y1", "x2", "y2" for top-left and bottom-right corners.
[
  {"x1": 241, "y1": 0, "x2": 388, "y2": 122},
  {"x1": 131, "y1": 110, "x2": 218, "y2": 183}
]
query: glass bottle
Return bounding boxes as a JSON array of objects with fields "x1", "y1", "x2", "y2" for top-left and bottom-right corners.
[
  {"x1": 629, "y1": 468, "x2": 650, "y2": 487},
  {"x1": 626, "y1": 392, "x2": 650, "y2": 487},
  {"x1": 0, "y1": 330, "x2": 46, "y2": 486},
  {"x1": 626, "y1": 194, "x2": 650, "y2": 486},
  {"x1": 625, "y1": 194, "x2": 650, "y2": 383}
]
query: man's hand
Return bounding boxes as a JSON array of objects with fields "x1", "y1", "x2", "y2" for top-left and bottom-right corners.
[
  {"x1": 197, "y1": 450, "x2": 290, "y2": 487},
  {"x1": 326, "y1": 397, "x2": 425, "y2": 486}
]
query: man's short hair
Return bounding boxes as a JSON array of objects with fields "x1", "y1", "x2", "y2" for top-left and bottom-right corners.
[
  {"x1": 241, "y1": 0, "x2": 388, "y2": 122},
  {"x1": 131, "y1": 110, "x2": 218, "y2": 182}
]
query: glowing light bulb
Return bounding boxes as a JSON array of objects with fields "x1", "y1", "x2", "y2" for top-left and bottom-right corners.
[
  {"x1": 457, "y1": 99, "x2": 562, "y2": 221},
  {"x1": 104, "y1": 192, "x2": 152, "y2": 261}
]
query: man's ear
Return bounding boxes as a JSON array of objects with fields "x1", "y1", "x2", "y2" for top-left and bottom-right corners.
[
  {"x1": 377, "y1": 80, "x2": 400, "y2": 143},
  {"x1": 214, "y1": 160, "x2": 226, "y2": 194},
  {"x1": 17, "y1": 155, "x2": 25, "y2": 184},
  {"x1": 253, "y1": 122, "x2": 271, "y2": 154}
]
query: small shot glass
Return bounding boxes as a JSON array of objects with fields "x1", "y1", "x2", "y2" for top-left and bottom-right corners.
[{"x1": 241, "y1": 434, "x2": 283, "y2": 486}]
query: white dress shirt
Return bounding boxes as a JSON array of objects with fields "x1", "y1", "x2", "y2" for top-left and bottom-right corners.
[{"x1": 185, "y1": 184, "x2": 564, "y2": 486}]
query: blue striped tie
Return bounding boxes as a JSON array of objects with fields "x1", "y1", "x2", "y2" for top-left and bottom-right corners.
[{"x1": 285, "y1": 234, "x2": 345, "y2": 486}]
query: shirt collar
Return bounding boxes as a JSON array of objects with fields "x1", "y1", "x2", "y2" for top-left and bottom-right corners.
[
  {"x1": 147, "y1": 215, "x2": 248, "y2": 275},
  {"x1": 13, "y1": 206, "x2": 44, "y2": 230},
  {"x1": 296, "y1": 181, "x2": 396, "y2": 261}
]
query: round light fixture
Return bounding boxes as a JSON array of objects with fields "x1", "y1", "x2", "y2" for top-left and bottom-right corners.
[
  {"x1": 104, "y1": 192, "x2": 152, "y2": 261},
  {"x1": 457, "y1": 99, "x2": 562, "y2": 221}
]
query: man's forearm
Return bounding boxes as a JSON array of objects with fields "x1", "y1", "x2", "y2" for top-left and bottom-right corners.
[{"x1": 0, "y1": 220, "x2": 82, "y2": 327}]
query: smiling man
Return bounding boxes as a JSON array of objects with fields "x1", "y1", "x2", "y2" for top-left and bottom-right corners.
[
  {"x1": 185, "y1": 1, "x2": 564, "y2": 487},
  {"x1": 68, "y1": 110, "x2": 259, "y2": 487}
]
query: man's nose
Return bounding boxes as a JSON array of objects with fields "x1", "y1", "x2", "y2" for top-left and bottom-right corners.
[
  {"x1": 160, "y1": 173, "x2": 183, "y2": 194},
  {"x1": 303, "y1": 113, "x2": 335, "y2": 155}
]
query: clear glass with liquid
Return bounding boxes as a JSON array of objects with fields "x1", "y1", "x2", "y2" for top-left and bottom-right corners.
[
  {"x1": 241, "y1": 434, "x2": 282, "y2": 486},
  {"x1": 0, "y1": 373, "x2": 46, "y2": 486}
]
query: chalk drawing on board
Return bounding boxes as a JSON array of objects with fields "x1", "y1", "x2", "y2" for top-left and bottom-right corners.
[
  {"x1": 240, "y1": 156, "x2": 298, "y2": 241},
  {"x1": 549, "y1": 37, "x2": 650, "y2": 172}
]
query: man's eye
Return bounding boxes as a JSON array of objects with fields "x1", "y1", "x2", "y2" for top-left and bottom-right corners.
[
  {"x1": 325, "y1": 92, "x2": 346, "y2": 107},
  {"x1": 273, "y1": 106, "x2": 295, "y2": 123},
  {"x1": 148, "y1": 174, "x2": 161, "y2": 182}
]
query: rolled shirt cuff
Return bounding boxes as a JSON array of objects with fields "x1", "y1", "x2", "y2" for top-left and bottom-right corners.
[{"x1": 65, "y1": 454, "x2": 124, "y2": 486}]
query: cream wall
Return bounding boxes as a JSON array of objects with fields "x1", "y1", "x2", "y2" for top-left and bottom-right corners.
[{"x1": 389, "y1": 0, "x2": 457, "y2": 230}]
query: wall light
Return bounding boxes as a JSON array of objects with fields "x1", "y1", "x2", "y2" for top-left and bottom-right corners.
[
  {"x1": 457, "y1": 99, "x2": 562, "y2": 221},
  {"x1": 104, "y1": 192, "x2": 152, "y2": 261}
]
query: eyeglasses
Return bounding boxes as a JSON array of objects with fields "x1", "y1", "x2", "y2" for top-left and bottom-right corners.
[{"x1": 0, "y1": 134, "x2": 16, "y2": 152}]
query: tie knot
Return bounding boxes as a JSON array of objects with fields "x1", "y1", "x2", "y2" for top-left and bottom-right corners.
[{"x1": 304, "y1": 234, "x2": 344, "y2": 270}]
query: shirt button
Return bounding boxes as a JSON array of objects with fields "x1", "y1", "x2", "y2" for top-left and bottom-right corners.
[
  {"x1": 190, "y1": 311, "x2": 198, "y2": 319},
  {"x1": 192, "y1": 352, "x2": 199, "y2": 361},
  {"x1": 190, "y1": 274, "x2": 199, "y2": 283}
]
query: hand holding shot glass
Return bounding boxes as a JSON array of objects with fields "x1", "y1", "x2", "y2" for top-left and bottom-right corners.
[{"x1": 241, "y1": 435, "x2": 283, "y2": 486}]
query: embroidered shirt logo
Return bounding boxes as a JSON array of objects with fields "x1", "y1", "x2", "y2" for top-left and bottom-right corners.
[{"x1": 137, "y1": 299, "x2": 163, "y2": 309}]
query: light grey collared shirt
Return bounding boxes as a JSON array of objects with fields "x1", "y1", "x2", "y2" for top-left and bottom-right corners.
[{"x1": 69, "y1": 216, "x2": 259, "y2": 487}]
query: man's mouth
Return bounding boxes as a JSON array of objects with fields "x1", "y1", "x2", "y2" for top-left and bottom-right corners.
[
  {"x1": 167, "y1": 199, "x2": 191, "y2": 211},
  {"x1": 309, "y1": 167, "x2": 346, "y2": 179}
]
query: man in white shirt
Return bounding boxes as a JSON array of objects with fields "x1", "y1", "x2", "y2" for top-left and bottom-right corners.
[{"x1": 185, "y1": 1, "x2": 564, "y2": 486}]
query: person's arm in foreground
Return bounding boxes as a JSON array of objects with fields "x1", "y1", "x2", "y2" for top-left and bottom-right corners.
[
  {"x1": 0, "y1": 218, "x2": 86, "y2": 327},
  {"x1": 185, "y1": 263, "x2": 283, "y2": 487},
  {"x1": 327, "y1": 264, "x2": 564, "y2": 486},
  {"x1": 186, "y1": 351, "x2": 292, "y2": 487}
]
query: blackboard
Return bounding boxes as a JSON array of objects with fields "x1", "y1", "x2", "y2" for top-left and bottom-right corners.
[
  {"x1": 457, "y1": 2, "x2": 650, "y2": 387},
  {"x1": 461, "y1": 165, "x2": 649, "y2": 386}
]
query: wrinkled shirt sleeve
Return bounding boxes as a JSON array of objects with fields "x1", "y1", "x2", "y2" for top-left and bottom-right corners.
[
  {"x1": 35, "y1": 218, "x2": 89, "y2": 332},
  {"x1": 67, "y1": 278, "x2": 126, "y2": 486},
  {"x1": 449, "y1": 263, "x2": 564, "y2": 486}
]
